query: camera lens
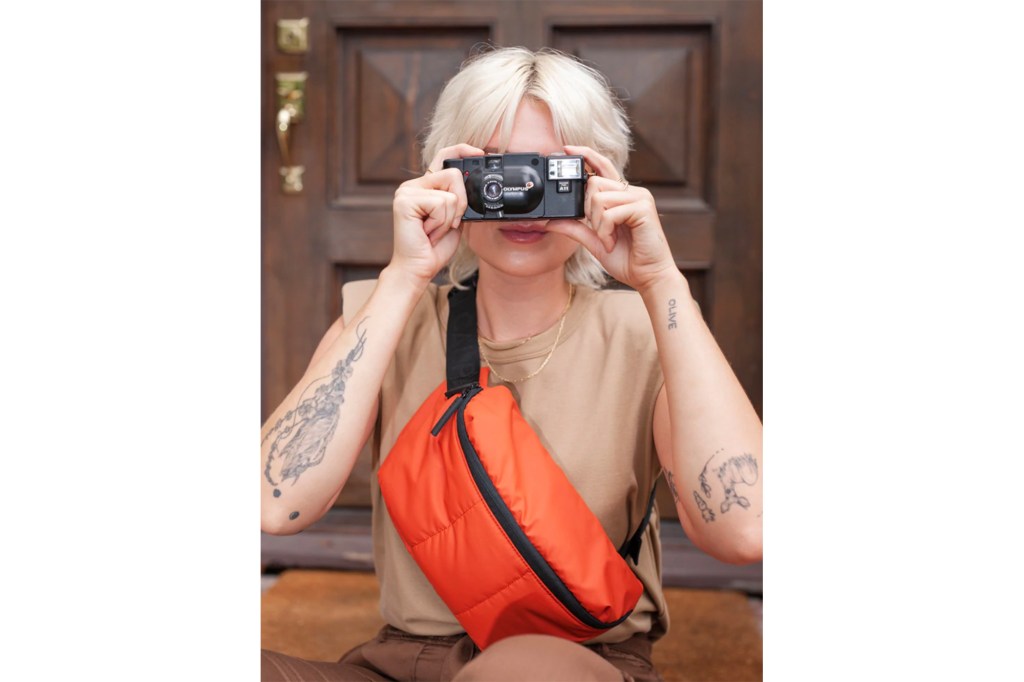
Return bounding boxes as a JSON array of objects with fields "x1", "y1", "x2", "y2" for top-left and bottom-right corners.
[{"x1": 483, "y1": 179, "x2": 502, "y2": 202}]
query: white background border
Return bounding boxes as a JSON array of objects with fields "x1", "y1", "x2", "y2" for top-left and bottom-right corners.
[{"x1": 3, "y1": 1, "x2": 1022, "y2": 679}]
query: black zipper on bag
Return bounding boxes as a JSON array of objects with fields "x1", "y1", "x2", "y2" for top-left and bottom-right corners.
[
  {"x1": 431, "y1": 385, "x2": 479, "y2": 436},
  {"x1": 452, "y1": 393, "x2": 633, "y2": 631}
]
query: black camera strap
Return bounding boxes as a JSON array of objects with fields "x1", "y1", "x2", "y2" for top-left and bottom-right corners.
[{"x1": 444, "y1": 279, "x2": 481, "y2": 398}]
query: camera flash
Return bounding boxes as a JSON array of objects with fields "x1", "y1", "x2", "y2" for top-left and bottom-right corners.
[{"x1": 548, "y1": 157, "x2": 582, "y2": 181}]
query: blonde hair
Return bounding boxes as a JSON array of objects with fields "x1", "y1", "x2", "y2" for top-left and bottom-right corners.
[{"x1": 421, "y1": 46, "x2": 633, "y2": 290}]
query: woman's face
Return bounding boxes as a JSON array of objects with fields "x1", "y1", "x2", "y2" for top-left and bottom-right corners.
[{"x1": 462, "y1": 99, "x2": 581, "y2": 280}]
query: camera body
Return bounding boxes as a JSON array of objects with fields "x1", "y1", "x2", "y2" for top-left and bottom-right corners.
[{"x1": 443, "y1": 153, "x2": 586, "y2": 220}]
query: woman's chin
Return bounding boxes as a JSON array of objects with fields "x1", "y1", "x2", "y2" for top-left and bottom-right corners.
[
  {"x1": 478, "y1": 253, "x2": 565, "y2": 280},
  {"x1": 467, "y1": 224, "x2": 579, "y2": 278}
]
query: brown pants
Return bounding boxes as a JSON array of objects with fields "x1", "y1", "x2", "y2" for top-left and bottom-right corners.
[{"x1": 262, "y1": 625, "x2": 662, "y2": 682}]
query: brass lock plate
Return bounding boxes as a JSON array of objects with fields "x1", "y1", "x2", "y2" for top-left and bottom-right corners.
[
  {"x1": 277, "y1": 18, "x2": 309, "y2": 54},
  {"x1": 280, "y1": 166, "x2": 305, "y2": 194},
  {"x1": 276, "y1": 72, "x2": 307, "y2": 122}
]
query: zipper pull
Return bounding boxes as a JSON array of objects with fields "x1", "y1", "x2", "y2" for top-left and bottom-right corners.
[{"x1": 431, "y1": 385, "x2": 478, "y2": 436}]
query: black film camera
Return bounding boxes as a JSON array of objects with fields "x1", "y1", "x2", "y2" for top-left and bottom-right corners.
[{"x1": 442, "y1": 153, "x2": 586, "y2": 220}]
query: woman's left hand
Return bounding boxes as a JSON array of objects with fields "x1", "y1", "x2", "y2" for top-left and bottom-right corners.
[{"x1": 546, "y1": 144, "x2": 680, "y2": 293}]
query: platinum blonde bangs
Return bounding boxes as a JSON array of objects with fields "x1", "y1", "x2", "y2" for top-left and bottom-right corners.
[{"x1": 420, "y1": 47, "x2": 633, "y2": 290}]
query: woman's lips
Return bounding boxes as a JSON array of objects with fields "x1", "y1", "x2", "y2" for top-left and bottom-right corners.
[{"x1": 499, "y1": 223, "x2": 547, "y2": 244}]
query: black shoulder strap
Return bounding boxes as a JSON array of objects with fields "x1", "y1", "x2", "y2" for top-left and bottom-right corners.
[
  {"x1": 448, "y1": 277, "x2": 655, "y2": 562},
  {"x1": 445, "y1": 281, "x2": 481, "y2": 398},
  {"x1": 618, "y1": 478, "x2": 660, "y2": 564}
]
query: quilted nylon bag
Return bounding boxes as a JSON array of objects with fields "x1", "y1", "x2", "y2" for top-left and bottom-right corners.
[{"x1": 378, "y1": 282, "x2": 656, "y2": 649}]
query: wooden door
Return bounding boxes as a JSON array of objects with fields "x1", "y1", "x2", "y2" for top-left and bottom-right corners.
[{"x1": 261, "y1": 0, "x2": 762, "y2": 515}]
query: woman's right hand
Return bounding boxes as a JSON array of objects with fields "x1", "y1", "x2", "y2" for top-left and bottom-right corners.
[{"x1": 390, "y1": 143, "x2": 483, "y2": 287}]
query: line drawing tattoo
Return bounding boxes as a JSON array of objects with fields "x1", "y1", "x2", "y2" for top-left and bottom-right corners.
[
  {"x1": 717, "y1": 453, "x2": 759, "y2": 513},
  {"x1": 262, "y1": 319, "x2": 369, "y2": 490},
  {"x1": 665, "y1": 469, "x2": 681, "y2": 504},
  {"x1": 692, "y1": 491, "x2": 716, "y2": 522},
  {"x1": 698, "y1": 449, "x2": 722, "y2": 499}
]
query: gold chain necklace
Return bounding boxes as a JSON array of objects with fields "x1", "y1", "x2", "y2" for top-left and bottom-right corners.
[
  {"x1": 478, "y1": 285, "x2": 574, "y2": 384},
  {"x1": 478, "y1": 333, "x2": 533, "y2": 350}
]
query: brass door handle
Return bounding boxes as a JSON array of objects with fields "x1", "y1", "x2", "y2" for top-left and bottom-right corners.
[
  {"x1": 275, "y1": 72, "x2": 307, "y2": 194},
  {"x1": 276, "y1": 103, "x2": 298, "y2": 166}
]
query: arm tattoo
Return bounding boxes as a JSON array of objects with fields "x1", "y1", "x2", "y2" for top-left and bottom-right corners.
[
  {"x1": 665, "y1": 469, "x2": 681, "y2": 504},
  {"x1": 692, "y1": 490, "x2": 716, "y2": 522},
  {"x1": 668, "y1": 298, "x2": 678, "y2": 330},
  {"x1": 698, "y1": 450, "x2": 721, "y2": 498},
  {"x1": 692, "y1": 449, "x2": 759, "y2": 517},
  {"x1": 670, "y1": 467, "x2": 718, "y2": 522},
  {"x1": 262, "y1": 319, "x2": 369, "y2": 493},
  {"x1": 717, "y1": 453, "x2": 759, "y2": 513}
]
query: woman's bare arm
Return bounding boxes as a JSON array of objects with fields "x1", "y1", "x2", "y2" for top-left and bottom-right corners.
[
  {"x1": 646, "y1": 277, "x2": 762, "y2": 565},
  {"x1": 547, "y1": 144, "x2": 762, "y2": 564},
  {"x1": 260, "y1": 145, "x2": 480, "y2": 535},
  {"x1": 260, "y1": 267, "x2": 426, "y2": 534}
]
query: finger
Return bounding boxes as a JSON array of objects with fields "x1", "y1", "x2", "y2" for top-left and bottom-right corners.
[
  {"x1": 592, "y1": 190, "x2": 636, "y2": 207},
  {"x1": 429, "y1": 223, "x2": 449, "y2": 247},
  {"x1": 420, "y1": 168, "x2": 468, "y2": 224},
  {"x1": 593, "y1": 204, "x2": 637, "y2": 252},
  {"x1": 419, "y1": 167, "x2": 465, "y2": 192},
  {"x1": 428, "y1": 199, "x2": 463, "y2": 248},
  {"x1": 586, "y1": 187, "x2": 635, "y2": 225},
  {"x1": 590, "y1": 199, "x2": 615, "y2": 252},
  {"x1": 410, "y1": 169, "x2": 468, "y2": 227},
  {"x1": 584, "y1": 175, "x2": 636, "y2": 223},
  {"x1": 443, "y1": 191, "x2": 459, "y2": 233},
  {"x1": 587, "y1": 175, "x2": 632, "y2": 192},
  {"x1": 431, "y1": 220, "x2": 463, "y2": 254},
  {"x1": 563, "y1": 144, "x2": 619, "y2": 180},
  {"x1": 421, "y1": 192, "x2": 453, "y2": 236},
  {"x1": 428, "y1": 143, "x2": 486, "y2": 173},
  {"x1": 429, "y1": 207, "x2": 465, "y2": 248},
  {"x1": 440, "y1": 168, "x2": 468, "y2": 227},
  {"x1": 420, "y1": 197, "x2": 444, "y2": 236},
  {"x1": 545, "y1": 219, "x2": 606, "y2": 259}
]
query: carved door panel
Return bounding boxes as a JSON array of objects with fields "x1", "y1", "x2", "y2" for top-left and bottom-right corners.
[{"x1": 262, "y1": 1, "x2": 761, "y2": 512}]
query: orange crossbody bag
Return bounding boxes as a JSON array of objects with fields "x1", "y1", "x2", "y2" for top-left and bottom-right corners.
[{"x1": 378, "y1": 282, "x2": 657, "y2": 649}]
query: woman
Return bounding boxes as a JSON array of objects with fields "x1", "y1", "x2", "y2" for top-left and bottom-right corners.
[{"x1": 261, "y1": 46, "x2": 762, "y2": 681}]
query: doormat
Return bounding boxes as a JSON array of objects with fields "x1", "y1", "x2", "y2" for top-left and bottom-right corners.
[{"x1": 262, "y1": 569, "x2": 761, "y2": 681}]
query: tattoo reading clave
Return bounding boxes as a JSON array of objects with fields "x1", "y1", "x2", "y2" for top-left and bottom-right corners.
[{"x1": 262, "y1": 319, "x2": 369, "y2": 500}]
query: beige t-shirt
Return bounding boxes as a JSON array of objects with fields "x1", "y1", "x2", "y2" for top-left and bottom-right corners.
[{"x1": 342, "y1": 279, "x2": 669, "y2": 644}]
